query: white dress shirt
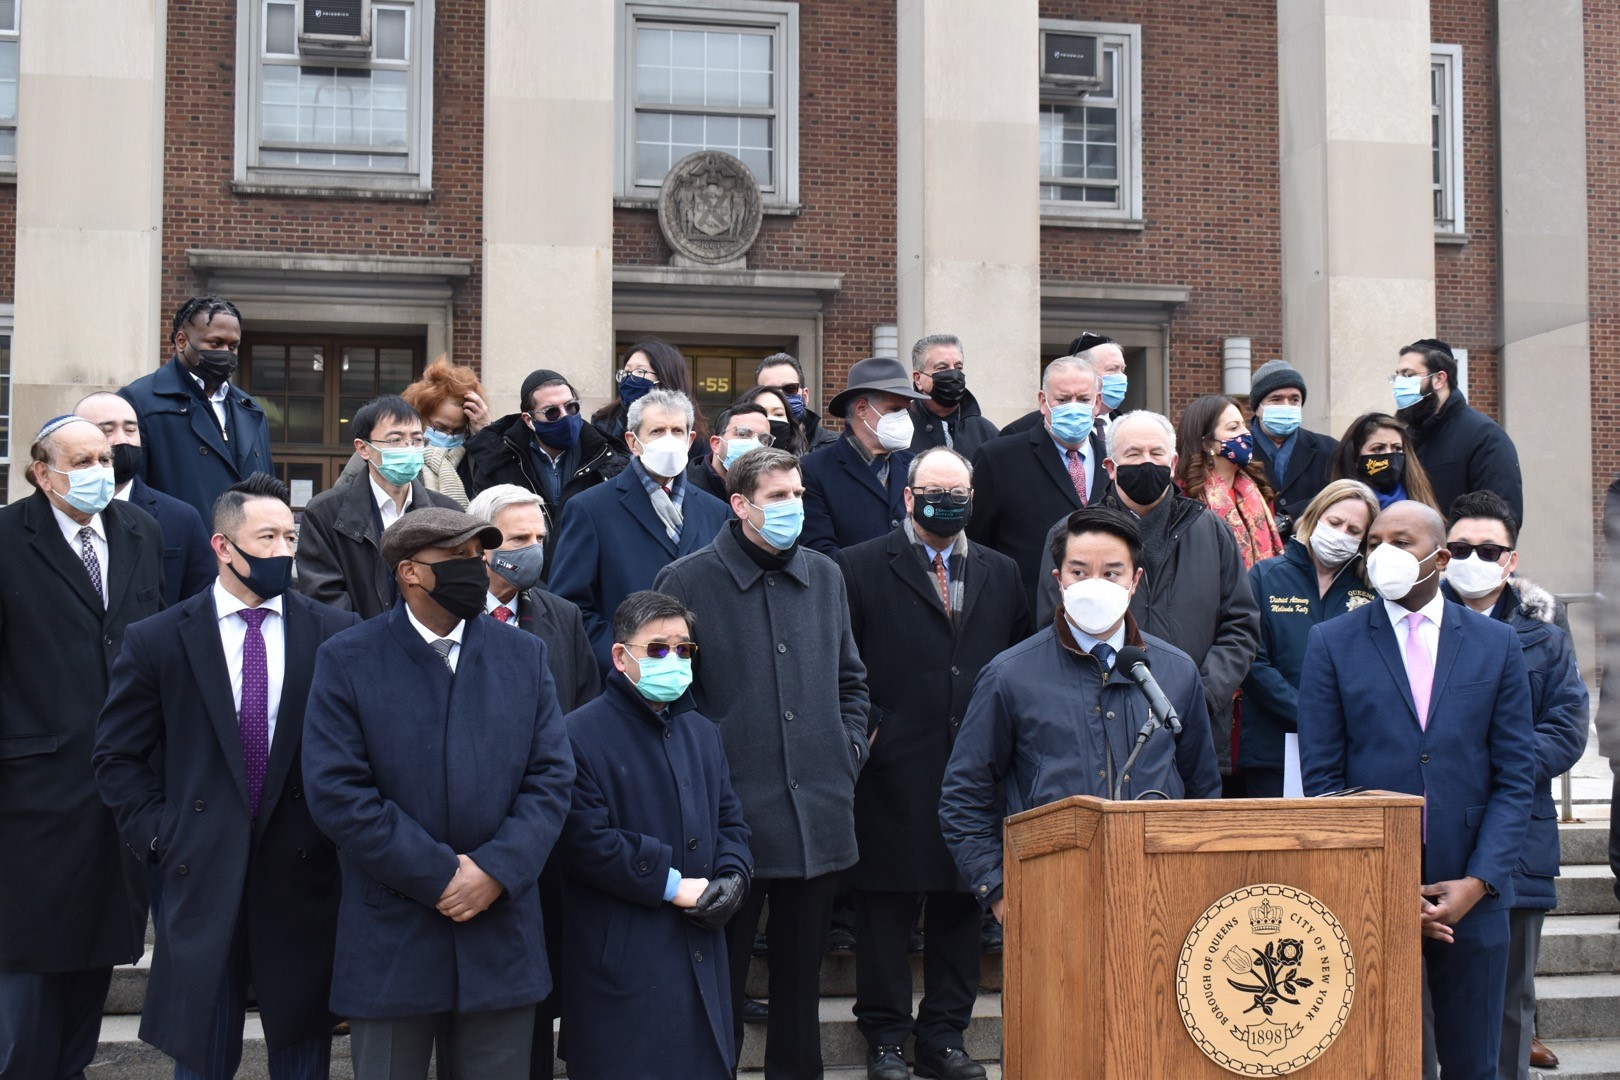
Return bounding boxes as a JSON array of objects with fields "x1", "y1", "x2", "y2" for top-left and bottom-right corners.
[
  {"x1": 370, "y1": 475, "x2": 414, "y2": 530},
  {"x1": 485, "y1": 590, "x2": 520, "y2": 621},
  {"x1": 1384, "y1": 591, "x2": 1444, "y2": 677},
  {"x1": 188, "y1": 370, "x2": 232, "y2": 437},
  {"x1": 213, "y1": 583, "x2": 286, "y2": 746},
  {"x1": 51, "y1": 501, "x2": 109, "y2": 607},
  {"x1": 406, "y1": 603, "x2": 465, "y2": 672}
]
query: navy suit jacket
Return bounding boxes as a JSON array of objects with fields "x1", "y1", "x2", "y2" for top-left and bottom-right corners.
[
  {"x1": 1297, "y1": 598, "x2": 1535, "y2": 905},
  {"x1": 800, "y1": 435, "x2": 912, "y2": 556},
  {"x1": 94, "y1": 589, "x2": 359, "y2": 1070},
  {"x1": 548, "y1": 465, "x2": 730, "y2": 672},
  {"x1": 301, "y1": 602, "x2": 575, "y2": 1017},
  {"x1": 119, "y1": 360, "x2": 274, "y2": 524},
  {"x1": 126, "y1": 477, "x2": 214, "y2": 606}
]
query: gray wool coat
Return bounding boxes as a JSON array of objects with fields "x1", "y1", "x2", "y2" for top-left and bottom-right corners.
[{"x1": 654, "y1": 523, "x2": 870, "y2": 878}]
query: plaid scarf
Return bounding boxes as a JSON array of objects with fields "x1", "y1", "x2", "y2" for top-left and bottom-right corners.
[
  {"x1": 632, "y1": 457, "x2": 686, "y2": 541},
  {"x1": 903, "y1": 518, "x2": 967, "y2": 624}
]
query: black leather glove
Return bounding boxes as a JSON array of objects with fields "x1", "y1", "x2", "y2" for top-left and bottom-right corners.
[{"x1": 683, "y1": 872, "x2": 747, "y2": 930}]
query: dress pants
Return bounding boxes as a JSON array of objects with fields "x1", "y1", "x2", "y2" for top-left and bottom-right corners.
[
  {"x1": 727, "y1": 874, "x2": 839, "y2": 1080},
  {"x1": 1423, "y1": 904, "x2": 1510, "y2": 1080},
  {"x1": 171, "y1": 912, "x2": 330, "y2": 1080},
  {"x1": 0, "y1": 967, "x2": 112, "y2": 1080},
  {"x1": 349, "y1": 1005, "x2": 534, "y2": 1080},
  {"x1": 1497, "y1": 908, "x2": 1544, "y2": 1080},
  {"x1": 852, "y1": 890, "x2": 980, "y2": 1053}
]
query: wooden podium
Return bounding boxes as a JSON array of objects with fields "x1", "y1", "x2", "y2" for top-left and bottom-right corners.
[{"x1": 1001, "y1": 793, "x2": 1424, "y2": 1078}]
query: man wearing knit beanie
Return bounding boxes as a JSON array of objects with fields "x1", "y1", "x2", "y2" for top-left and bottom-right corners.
[{"x1": 1247, "y1": 359, "x2": 1339, "y2": 536}]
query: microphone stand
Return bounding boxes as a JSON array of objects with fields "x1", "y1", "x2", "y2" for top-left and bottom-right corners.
[{"x1": 1112, "y1": 706, "x2": 1167, "y2": 801}]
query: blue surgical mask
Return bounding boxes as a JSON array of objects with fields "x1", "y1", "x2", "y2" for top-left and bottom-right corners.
[
  {"x1": 48, "y1": 463, "x2": 116, "y2": 516},
  {"x1": 786, "y1": 393, "x2": 807, "y2": 420},
  {"x1": 424, "y1": 427, "x2": 464, "y2": 451},
  {"x1": 722, "y1": 437, "x2": 762, "y2": 468},
  {"x1": 746, "y1": 496, "x2": 805, "y2": 550},
  {"x1": 1099, "y1": 372, "x2": 1129, "y2": 411},
  {"x1": 366, "y1": 443, "x2": 425, "y2": 487},
  {"x1": 1048, "y1": 402, "x2": 1095, "y2": 445},
  {"x1": 1259, "y1": 405, "x2": 1302, "y2": 439},
  {"x1": 629, "y1": 653, "x2": 694, "y2": 703},
  {"x1": 1392, "y1": 374, "x2": 1429, "y2": 411}
]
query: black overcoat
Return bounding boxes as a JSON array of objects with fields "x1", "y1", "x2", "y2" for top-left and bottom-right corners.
[
  {"x1": 0, "y1": 492, "x2": 164, "y2": 971},
  {"x1": 556, "y1": 674, "x2": 752, "y2": 1080},
  {"x1": 93, "y1": 589, "x2": 360, "y2": 1072},
  {"x1": 836, "y1": 528, "x2": 1030, "y2": 891}
]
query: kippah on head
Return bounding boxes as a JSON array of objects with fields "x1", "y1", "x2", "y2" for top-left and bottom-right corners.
[
  {"x1": 35, "y1": 415, "x2": 96, "y2": 441},
  {"x1": 520, "y1": 369, "x2": 570, "y2": 410},
  {"x1": 1408, "y1": 337, "x2": 1454, "y2": 359},
  {"x1": 1068, "y1": 332, "x2": 1117, "y2": 356}
]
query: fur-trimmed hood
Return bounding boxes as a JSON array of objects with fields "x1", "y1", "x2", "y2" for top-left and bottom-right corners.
[{"x1": 1509, "y1": 575, "x2": 1558, "y2": 625}]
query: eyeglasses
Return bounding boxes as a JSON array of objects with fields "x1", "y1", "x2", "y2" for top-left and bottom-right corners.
[
  {"x1": 727, "y1": 428, "x2": 776, "y2": 447},
  {"x1": 910, "y1": 486, "x2": 972, "y2": 505},
  {"x1": 1445, "y1": 541, "x2": 1512, "y2": 563},
  {"x1": 1386, "y1": 372, "x2": 1432, "y2": 385},
  {"x1": 528, "y1": 400, "x2": 582, "y2": 424},
  {"x1": 616, "y1": 367, "x2": 659, "y2": 385},
  {"x1": 624, "y1": 640, "x2": 698, "y2": 660},
  {"x1": 770, "y1": 382, "x2": 803, "y2": 396},
  {"x1": 370, "y1": 436, "x2": 427, "y2": 449}
]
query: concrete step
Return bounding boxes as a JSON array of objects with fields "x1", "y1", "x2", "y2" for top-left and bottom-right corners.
[
  {"x1": 1561, "y1": 820, "x2": 1614, "y2": 866},
  {"x1": 1540, "y1": 913, "x2": 1620, "y2": 976},
  {"x1": 739, "y1": 993, "x2": 1002, "y2": 1072},
  {"x1": 745, "y1": 951, "x2": 1003, "y2": 999},
  {"x1": 1535, "y1": 973, "x2": 1620, "y2": 1040},
  {"x1": 1531, "y1": 1038, "x2": 1620, "y2": 1080},
  {"x1": 106, "y1": 953, "x2": 149, "y2": 1015},
  {"x1": 92, "y1": 1016, "x2": 358, "y2": 1080},
  {"x1": 1556, "y1": 864, "x2": 1620, "y2": 915}
]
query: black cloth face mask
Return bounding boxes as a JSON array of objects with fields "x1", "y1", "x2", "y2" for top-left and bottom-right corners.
[
  {"x1": 227, "y1": 546, "x2": 294, "y2": 601},
  {"x1": 1356, "y1": 451, "x2": 1406, "y2": 494},
  {"x1": 187, "y1": 346, "x2": 240, "y2": 384},
  {"x1": 421, "y1": 555, "x2": 490, "y2": 621},
  {"x1": 1113, "y1": 461, "x2": 1172, "y2": 505},
  {"x1": 111, "y1": 443, "x2": 144, "y2": 487},
  {"x1": 927, "y1": 369, "x2": 967, "y2": 408}
]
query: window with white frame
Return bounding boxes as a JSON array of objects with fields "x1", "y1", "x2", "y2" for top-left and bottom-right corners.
[
  {"x1": 1038, "y1": 20, "x2": 1141, "y2": 223},
  {"x1": 617, "y1": 1, "x2": 799, "y2": 205},
  {"x1": 0, "y1": 0, "x2": 19, "y2": 170},
  {"x1": 1431, "y1": 44, "x2": 1463, "y2": 235},
  {"x1": 236, "y1": 0, "x2": 433, "y2": 193}
]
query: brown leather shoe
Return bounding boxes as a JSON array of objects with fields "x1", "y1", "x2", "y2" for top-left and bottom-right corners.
[{"x1": 1529, "y1": 1036, "x2": 1559, "y2": 1069}]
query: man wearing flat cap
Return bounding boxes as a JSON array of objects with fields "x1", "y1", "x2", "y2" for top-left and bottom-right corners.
[
  {"x1": 0, "y1": 415, "x2": 164, "y2": 1080},
  {"x1": 464, "y1": 369, "x2": 627, "y2": 570},
  {"x1": 800, "y1": 356, "x2": 931, "y2": 556},
  {"x1": 302, "y1": 507, "x2": 575, "y2": 1080}
]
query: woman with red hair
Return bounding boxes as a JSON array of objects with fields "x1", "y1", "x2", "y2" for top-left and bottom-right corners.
[{"x1": 340, "y1": 356, "x2": 488, "y2": 506}]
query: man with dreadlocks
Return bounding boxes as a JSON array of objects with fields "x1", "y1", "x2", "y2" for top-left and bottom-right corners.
[{"x1": 120, "y1": 295, "x2": 274, "y2": 523}]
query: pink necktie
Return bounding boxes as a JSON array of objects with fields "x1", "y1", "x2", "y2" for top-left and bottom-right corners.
[
  {"x1": 1404, "y1": 612, "x2": 1433, "y2": 729},
  {"x1": 1065, "y1": 448, "x2": 1089, "y2": 505}
]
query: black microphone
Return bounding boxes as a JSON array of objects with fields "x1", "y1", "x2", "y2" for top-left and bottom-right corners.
[{"x1": 1114, "y1": 646, "x2": 1182, "y2": 734}]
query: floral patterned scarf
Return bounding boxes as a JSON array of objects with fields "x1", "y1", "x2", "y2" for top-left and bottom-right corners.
[{"x1": 1204, "y1": 470, "x2": 1282, "y2": 569}]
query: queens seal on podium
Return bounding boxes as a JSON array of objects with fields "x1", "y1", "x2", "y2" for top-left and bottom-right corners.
[{"x1": 1175, "y1": 884, "x2": 1356, "y2": 1075}]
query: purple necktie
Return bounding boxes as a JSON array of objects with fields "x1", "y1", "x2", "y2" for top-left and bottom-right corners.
[{"x1": 238, "y1": 608, "x2": 270, "y2": 820}]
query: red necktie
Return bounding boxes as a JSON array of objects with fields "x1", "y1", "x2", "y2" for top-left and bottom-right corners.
[
  {"x1": 1066, "y1": 448, "x2": 1089, "y2": 505},
  {"x1": 493, "y1": 605, "x2": 513, "y2": 623}
]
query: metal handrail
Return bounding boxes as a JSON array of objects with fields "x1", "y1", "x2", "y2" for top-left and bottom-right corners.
[{"x1": 1553, "y1": 591, "x2": 1599, "y2": 822}]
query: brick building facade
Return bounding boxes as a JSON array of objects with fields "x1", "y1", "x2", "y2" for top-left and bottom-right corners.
[{"x1": 0, "y1": 0, "x2": 1607, "y2": 656}]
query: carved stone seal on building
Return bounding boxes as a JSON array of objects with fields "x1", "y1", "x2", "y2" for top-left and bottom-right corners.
[
  {"x1": 1176, "y1": 884, "x2": 1356, "y2": 1075},
  {"x1": 657, "y1": 151, "x2": 763, "y2": 268}
]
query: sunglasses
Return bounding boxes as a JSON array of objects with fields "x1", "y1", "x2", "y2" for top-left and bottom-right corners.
[
  {"x1": 1445, "y1": 541, "x2": 1512, "y2": 563},
  {"x1": 625, "y1": 640, "x2": 698, "y2": 660},
  {"x1": 528, "y1": 400, "x2": 582, "y2": 424},
  {"x1": 770, "y1": 383, "x2": 803, "y2": 396}
]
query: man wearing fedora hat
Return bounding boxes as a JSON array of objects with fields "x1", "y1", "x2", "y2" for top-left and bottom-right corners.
[
  {"x1": 302, "y1": 507, "x2": 575, "y2": 1080},
  {"x1": 801, "y1": 356, "x2": 930, "y2": 556}
]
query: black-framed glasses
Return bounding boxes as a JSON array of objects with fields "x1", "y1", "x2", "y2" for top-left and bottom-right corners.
[
  {"x1": 528, "y1": 400, "x2": 582, "y2": 423},
  {"x1": 616, "y1": 367, "x2": 659, "y2": 385},
  {"x1": 770, "y1": 382, "x2": 803, "y2": 396},
  {"x1": 910, "y1": 486, "x2": 972, "y2": 506},
  {"x1": 1446, "y1": 541, "x2": 1512, "y2": 563},
  {"x1": 625, "y1": 640, "x2": 698, "y2": 660}
]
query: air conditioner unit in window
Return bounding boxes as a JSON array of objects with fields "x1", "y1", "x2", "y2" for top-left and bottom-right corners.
[
  {"x1": 1040, "y1": 31, "x2": 1102, "y2": 95},
  {"x1": 299, "y1": 0, "x2": 372, "y2": 57}
]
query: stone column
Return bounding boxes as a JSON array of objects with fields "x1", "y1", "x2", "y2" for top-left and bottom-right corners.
[
  {"x1": 9, "y1": 1, "x2": 166, "y2": 496},
  {"x1": 1496, "y1": 1, "x2": 1594, "y2": 671},
  {"x1": 896, "y1": 0, "x2": 1041, "y2": 426},
  {"x1": 482, "y1": 2, "x2": 614, "y2": 417},
  {"x1": 1277, "y1": 0, "x2": 1436, "y2": 439}
]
